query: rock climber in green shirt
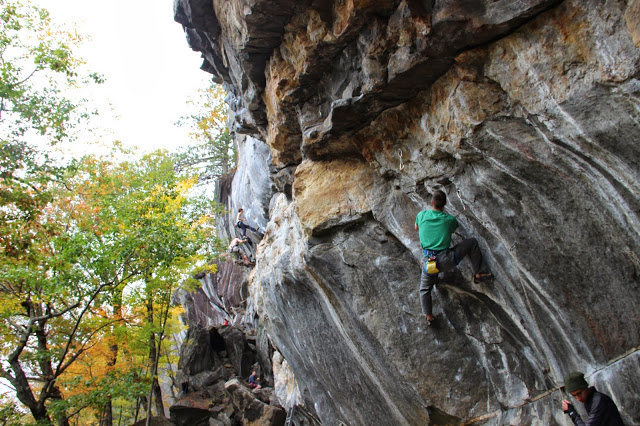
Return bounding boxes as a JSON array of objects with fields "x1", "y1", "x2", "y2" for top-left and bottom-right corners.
[{"x1": 415, "y1": 190, "x2": 493, "y2": 324}]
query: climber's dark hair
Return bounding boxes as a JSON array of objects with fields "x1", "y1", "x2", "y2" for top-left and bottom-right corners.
[{"x1": 432, "y1": 190, "x2": 447, "y2": 209}]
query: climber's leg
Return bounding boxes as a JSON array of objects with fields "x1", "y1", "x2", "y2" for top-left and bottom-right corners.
[
  {"x1": 420, "y1": 263, "x2": 438, "y2": 322},
  {"x1": 452, "y1": 238, "x2": 492, "y2": 280}
]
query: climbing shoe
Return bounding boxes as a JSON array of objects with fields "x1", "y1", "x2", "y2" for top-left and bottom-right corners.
[
  {"x1": 425, "y1": 314, "x2": 435, "y2": 326},
  {"x1": 473, "y1": 273, "x2": 494, "y2": 284}
]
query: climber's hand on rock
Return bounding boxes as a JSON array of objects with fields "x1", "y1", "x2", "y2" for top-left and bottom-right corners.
[{"x1": 561, "y1": 399, "x2": 571, "y2": 412}]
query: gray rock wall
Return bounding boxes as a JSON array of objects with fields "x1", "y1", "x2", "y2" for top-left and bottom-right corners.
[
  {"x1": 176, "y1": 0, "x2": 640, "y2": 424},
  {"x1": 230, "y1": 134, "x2": 273, "y2": 232}
]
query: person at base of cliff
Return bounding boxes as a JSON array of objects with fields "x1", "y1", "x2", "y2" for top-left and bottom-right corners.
[
  {"x1": 415, "y1": 189, "x2": 493, "y2": 325},
  {"x1": 248, "y1": 371, "x2": 261, "y2": 390},
  {"x1": 562, "y1": 371, "x2": 624, "y2": 426},
  {"x1": 236, "y1": 208, "x2": 258, "y2": 237}
]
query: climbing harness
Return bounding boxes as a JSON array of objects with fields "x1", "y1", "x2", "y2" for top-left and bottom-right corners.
[{"x1": 423, "y1": 249, "x2": 440, "y2": 274}]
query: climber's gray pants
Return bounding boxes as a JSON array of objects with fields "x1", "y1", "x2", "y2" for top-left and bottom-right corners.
[{"x1": 419, "y1": 238, "x2": 484, "y2": 316}]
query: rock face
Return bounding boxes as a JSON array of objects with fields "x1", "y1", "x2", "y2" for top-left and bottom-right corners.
[
  {"x1": 176, "y1": 0, "x2": 640, "y2": 424},
  {"x1": 171, "y1": 325, "x2": 286, "y2": 425},
  {"x1": 225, "y1": 378, "x2": 287, "y2": 425}
]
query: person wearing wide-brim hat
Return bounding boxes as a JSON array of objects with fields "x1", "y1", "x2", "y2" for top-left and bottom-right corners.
[{"x1": 561, "y1": 371, "x2": 624, "y2": 425}]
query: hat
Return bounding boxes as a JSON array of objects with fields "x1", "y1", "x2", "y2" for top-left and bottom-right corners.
[{"x1": 564, "y1": 371, "x2": 588, "y2": 393}]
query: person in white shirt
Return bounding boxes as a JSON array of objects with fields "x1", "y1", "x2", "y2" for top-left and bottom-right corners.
[{"x1": 236, "y1": 208, "x2": 258, "y2": 237}]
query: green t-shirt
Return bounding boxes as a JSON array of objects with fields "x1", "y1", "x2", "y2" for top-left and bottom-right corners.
[{"x1": 415, "y1": 209, "x2": 459, "y2": 251}]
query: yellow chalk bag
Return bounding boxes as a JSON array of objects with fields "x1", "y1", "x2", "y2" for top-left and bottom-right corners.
[{"x1": 426, "y1": 258, "x2": 439, "y2": 274}]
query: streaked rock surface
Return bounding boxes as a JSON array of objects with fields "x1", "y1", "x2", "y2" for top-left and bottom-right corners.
[{"x1": 176, "y1": 0, "x2": 640, "y2": 424}]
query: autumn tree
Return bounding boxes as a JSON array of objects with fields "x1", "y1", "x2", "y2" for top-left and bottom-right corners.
[
  {"x1": 0, "y1": 161, "x2": 131, "y2": 425},
  {"x1": 1, "y1": 149, "x2": 222, "y2": 425},
  {"x1": 0, "y1": 0, "x2": 101, "y2": 194},
  {"x1": 0, "y1": 3, "x2": 223, "y2": 424},
  {"x1": 67, "y1": 152, "x2": 221, "y2": 425},
  {"x1": 175, "y1": 82, "x2": 236, "y2": 184},
  {"x1": 0, "y1": 1, "x2": 103, "y2": 424}
]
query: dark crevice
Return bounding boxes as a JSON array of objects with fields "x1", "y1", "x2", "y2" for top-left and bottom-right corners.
[
  {"x1": 308, "y1": 212, "x2": 375, "y2": 240},
  {"x1": 427, "y1": 405, "x2": 462, "y2": 425},
  {"x1": 210, "y1": 329, "x2": 227, "y2": 353}
]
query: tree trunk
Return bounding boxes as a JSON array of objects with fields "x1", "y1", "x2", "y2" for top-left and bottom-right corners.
[
  {"x1": 133, "y1": 396, "x2": 144, "y2": 424},
  {"x1": 153, "y1": 376, "x2": 164, "y2": 417},
  {"x1": 221, "y1": 148, "x2": 229, "y2": 175},
  {"x1": 145, "y1": 297, "x2": 165, "y2": 421},
  {"x1": 101, "y1": 286, "x2": 123, "y2": 426},
  {"x1": 6, "y1": 356, "x2": 51, "y2": 424},
  {"x1": 3, "y1": 308, "x2": 52, "y2": 424},
  {"x1": 99, "y1": 339, "x2": 118, "y2": 426},
  {"x1": 34, "y1": 317, "x2": 69, "y2": 426},
  {"x1": 100, "y1": 400, "x2": 113, "y2": 426}
]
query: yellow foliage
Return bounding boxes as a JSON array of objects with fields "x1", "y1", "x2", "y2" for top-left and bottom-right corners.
[{"x1": 176, "y1": 177, "x2": 197, "y2": 194}]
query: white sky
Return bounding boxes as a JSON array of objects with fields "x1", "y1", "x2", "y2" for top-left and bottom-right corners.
[{"x1": 35, "y1": 0, "x2": 213, "y2": 154}]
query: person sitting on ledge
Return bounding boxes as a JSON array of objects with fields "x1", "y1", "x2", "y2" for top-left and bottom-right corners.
[
  {"x1": 247, "y1": 371, "x2": 261, "y2": 390},
  {"x1": 562, "y1": 371, "x2": 624, "y2": 425},
  {"x1": 415, "y1": 189, "x2": 493, "y2": 325}
]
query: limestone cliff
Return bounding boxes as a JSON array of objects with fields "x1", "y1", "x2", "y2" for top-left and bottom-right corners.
[{"x1": 175, "y1": 0, "x2": 640, "y2": 424}]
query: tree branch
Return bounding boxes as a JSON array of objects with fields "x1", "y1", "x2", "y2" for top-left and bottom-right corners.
[
  {"x1": 53, "y1": 281, "x2": 112, "y2": 375},
  {"x1": 10, "y1": 68, "x2": 40, "y2": 89},
  {"x1": 31, "y1": 300, "x2": 81, "y2": 323},
  {"x1": 56, "y1": 318, "x2": 122, "y2": 377}
]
